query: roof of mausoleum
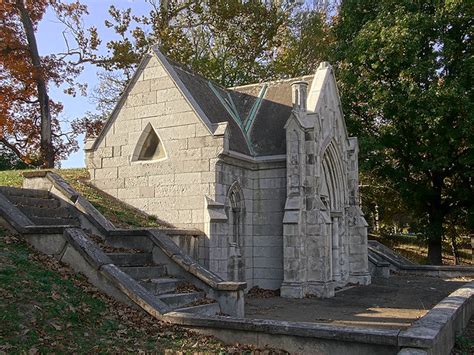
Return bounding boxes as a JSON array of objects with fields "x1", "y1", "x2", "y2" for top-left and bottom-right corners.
[
  {"x1": 166, "y1": 53, "x2": 313, "y2": 157},
  {"x1": 90, "y1": 47, "x2": 314, "y2": 157}
]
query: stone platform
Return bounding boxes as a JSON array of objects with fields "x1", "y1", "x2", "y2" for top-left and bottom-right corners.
[{"x1": 246, "y1": 275, "x2": 471, "y2": 330}]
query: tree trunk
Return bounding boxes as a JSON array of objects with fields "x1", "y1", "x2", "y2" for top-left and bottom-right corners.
[
  {"x1": 449, "y1": 234, "x2": 460, "y2": 265},
  {"x1": 16, "y1": 0, "x2": 54, "y2": 168},
  {"x1": 427, "y1": 175, "x2": 444, "y2": 265}
]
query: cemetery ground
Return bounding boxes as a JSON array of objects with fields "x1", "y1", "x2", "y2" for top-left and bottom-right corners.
[{"x1": 0, "y1": 168, "x2": 472, "y2": 353}]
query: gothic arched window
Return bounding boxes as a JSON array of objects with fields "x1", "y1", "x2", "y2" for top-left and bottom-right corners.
[
  {"x1": 132, "y1": 123, "x2": 167, "y2": 162},
  {"x1": 227, "y1": 182, "x2": 245, "y2": 247}
]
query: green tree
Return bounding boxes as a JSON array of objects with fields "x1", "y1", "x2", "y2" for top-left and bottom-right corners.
[{"x1": 332, "y1": 0, "x2": 473, "y2": 264}]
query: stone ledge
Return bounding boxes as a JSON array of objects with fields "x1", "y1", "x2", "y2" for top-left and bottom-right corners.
[
  {"x1": 149, "y1": 229, "x2": 246, "y2": 291},
  {"x1": 63, "y1": 228, "x2": 112, "y2": 270},
  {"x1": 23, "y1": 171, "x2": 49, "y2": 178},
  {"x1": 398, "y1": 281, "x2": 474, "y2": 352},
  {"x1": 0, "y1": 192, "x2": 33, "y2": 232},
  {"x1": 45, "y1": 172, "x2": 116, "y2": 233},
  {"x1": 100, "y1": 263, "x2": 171, "y2": 316},
  {"x1": 163, "y1": 312, "x2": 400, "y2": 346}
]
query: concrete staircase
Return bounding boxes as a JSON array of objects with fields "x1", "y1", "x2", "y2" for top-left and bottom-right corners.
[
  {"x1": 104, "y1": 245, "x2": 219, "y2": 316},
  {"x1": 0, "y1": 186, "x2": 80, "y2": 226},
  {"x1": 0, "y1": 185, "x2": 220, "y2": 316}
]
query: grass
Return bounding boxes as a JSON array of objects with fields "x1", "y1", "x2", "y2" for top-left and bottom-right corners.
[{"x1": 0, "y1": 169, "x2": 169, "y2": 229}]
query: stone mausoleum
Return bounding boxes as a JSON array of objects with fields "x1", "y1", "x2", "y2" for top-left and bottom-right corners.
[{"x1": 85, "y1": 46, "x2": 371, "y2": 298}]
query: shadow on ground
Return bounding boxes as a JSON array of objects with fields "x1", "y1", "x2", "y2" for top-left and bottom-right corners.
[{"x1": 245, "y1": 275, "x2": 469, "y2": 329}]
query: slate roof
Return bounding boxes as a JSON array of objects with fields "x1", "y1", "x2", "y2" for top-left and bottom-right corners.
[
  {"x1": 168, "y1": 57, "x2": 313, "y2": 157},
  {"x1": 231, "y1": 76, "x2": 313, "y2": 156}
]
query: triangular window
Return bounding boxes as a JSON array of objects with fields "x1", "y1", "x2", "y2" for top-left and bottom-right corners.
[{"x1": 132, "y1": 123, "x2": 167, "y2": 162}]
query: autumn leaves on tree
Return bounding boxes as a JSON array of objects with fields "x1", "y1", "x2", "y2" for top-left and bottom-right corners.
[{"x1": 0, "y1": 0, "x2": 100, "y2": 168}]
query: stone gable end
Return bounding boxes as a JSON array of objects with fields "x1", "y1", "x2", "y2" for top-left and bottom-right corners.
[{"x1": 86, "y1": 53, "x2": 224, "y2": 230}]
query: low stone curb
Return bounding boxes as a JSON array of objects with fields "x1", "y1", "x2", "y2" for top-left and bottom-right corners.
[
  {"x1": 398, "y1": 281, "x2": 474, "y2": 354},
  {"x1": 163, "y1": 312, "x2": 401, "y2": 346}
]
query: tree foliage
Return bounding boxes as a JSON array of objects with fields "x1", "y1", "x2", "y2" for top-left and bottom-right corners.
[
  {"x1": 332, "y1": 0, "x2": 473, "y2": 264},
  {"x1": 0, "y1": 0, "x2": 99, "y2": 167}
]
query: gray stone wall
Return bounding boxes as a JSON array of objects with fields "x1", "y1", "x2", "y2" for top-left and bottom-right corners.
[
  {"x1": 86, "y1": 55, "x2": 224, "y2": 232},
  {"x1": 206, "y1": 158, "x2": 286, "y2": 290}
]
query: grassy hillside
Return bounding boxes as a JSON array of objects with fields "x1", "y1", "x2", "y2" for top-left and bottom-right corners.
[{"x1": 0, "y1": 169, "x2": 169, "y2": 229}]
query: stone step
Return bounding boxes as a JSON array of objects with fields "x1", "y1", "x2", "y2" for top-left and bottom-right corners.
[
  {"x1": 139, "y1": 278, "x2": 181, "y2": 295},
  {"x1": 20, "y1": 205, "x2": 73, "y2": 219},
  {"x1": 0, "y1": 186, "x2": 50, "y2": 199},
  {"x1": 7, "y1": 195, "x2": 60, "y2": 209},
  {"x1": 175, "y1": 302, "x2": 220, "y2": 316},
  {"x1": 28, "y1": 216, "x2": 80, "y2": 226},
  {"x1": 105, "y1": 235, "x2": 152, "y2": 252},
  {"x1": 157, "y1": 292, "x2": 206, "y2": 309},
  {"x1": 120, "y1": 265, "x2": 167, "y2": 280},
  {"x1": 106, "y1": 252, "x2": 153, "y2": 266}
]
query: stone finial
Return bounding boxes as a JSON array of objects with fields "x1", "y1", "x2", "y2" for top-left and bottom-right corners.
[{"x1": 291, "y1": 81, "x2": 309, "y2": 112}]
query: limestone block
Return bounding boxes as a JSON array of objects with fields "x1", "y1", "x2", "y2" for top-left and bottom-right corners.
[
  {"x1": 148, "y1": 174, "x2": 175, "y2": 186},
  {"x1": 254, "y1": 268, "x2": 283, "y2": 280},
  {"x1": 201, "y1": 171, "x2": 216, "y2": 184},
  {"x1": 195, "y1": 123, "x2": 211, "y2": 137},
  {"x1": 175, "y1": 148, "x2": 202, "y2": 160},
  {"x1": 192, "y1": 209, "x2": 204, "y2": 224},
  {"x1": 143, "y1": 65, "x2": 167, "y2": 80},
  {"x1": 200, "y1": 146, "x2": 222, "y2": 159},
  {"x1": 258, "y1": 169, "x2": 286, "y2": 179},
  {"x1": 120, "y1": 145, "x2": 133, "y2": 157},
  {"x1": 174, "y1": 172, "x2": 201, "y2": 185},
  {"x1": 94, "y1": 167, "x2": 118, "y2": 180},
  {"x1": 156, "y1": 88, "x2": 182, "y2": 103},
  {"x1": 116, "y1": 107, "x2": 135, "y2": 121},
  {"x1": 94, "y1": 147, "x2": 113, "y2": 159},
  {"x1": 176, "y1": 159, "x2": 209, "y2": 173},
  {"x1": 112, "y1": 146, "x2": 122, "y2": 157},
  {"x1": 254, "y1": 257, "x2": 283, "y2": 269},
  {"x1": 178, "y1": 209, "x2": 192, "y2": 222},
  {"x1": 257, "y1": 198, "x2": 285, "y2": 213},
  {"x1": 117, "y1": 187, "x2": 140, "y2": 200},
  {"x1": 258, "y1": 177, "x2": 286, "y2": 189},
  {"x1": 129, "y1": 79, "x2": 151, "y2": 94},
  {"x1": 253, "y1": 212, "x2": 283, "y2": 226},
  {"x1": 188, "y1": 136, "x2": 216, "y2": 149},
  {"x1": 164, "y1": 99, "x2": 193, "y2": 115},
  {"x1": 86, "y1": 155, "x2": 102, "y2": 169},
  {"x1": 253, "y1": 246, "x2": 283, "y2": 258},
  {"x1": 159, "y1": 124, "x2": 195, "y2": 140},
  {"x1": 253, "y1": 236, "x2": 284, "y2": 247},
  {"x1": 139, "y1": 186, "x2": 155, "y2": 198},
  {"x1": 106, "y1": 133, "x2": 128, "y2": 147},
  {"x1": 128, "y1": 91, "x2": 157, "y2": 107},
  {"x1": 135, "y1": 102, "x2": 165, "y2": 119},
  {"x1": 125, "y1": 176, "x2": 149, "y2": 188},
  {"x1": 93, "y1": 178, "x2": 124, "y2": 190},
  {"x1": 150, "y1": 76, "x2": 175, "y2": 91},
  {"x1": 175, "y1": 195, "x2": 202, "y2": 209},
  {"x1": 102, "y1": 156, "x2": 130, "y2": 168}
]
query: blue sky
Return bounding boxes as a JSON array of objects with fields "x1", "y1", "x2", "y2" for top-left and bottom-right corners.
[{"x1": 37, "y1": 0, "x2": 149, "y2": 168}]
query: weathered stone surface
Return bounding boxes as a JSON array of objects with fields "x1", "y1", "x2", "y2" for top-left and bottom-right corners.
[
  {"x1": 101, "y1": 264, "x2": 171, "y2": 316},
  {"x1": 63, "y1": 228, "x2": 112, "y2": 269}
]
